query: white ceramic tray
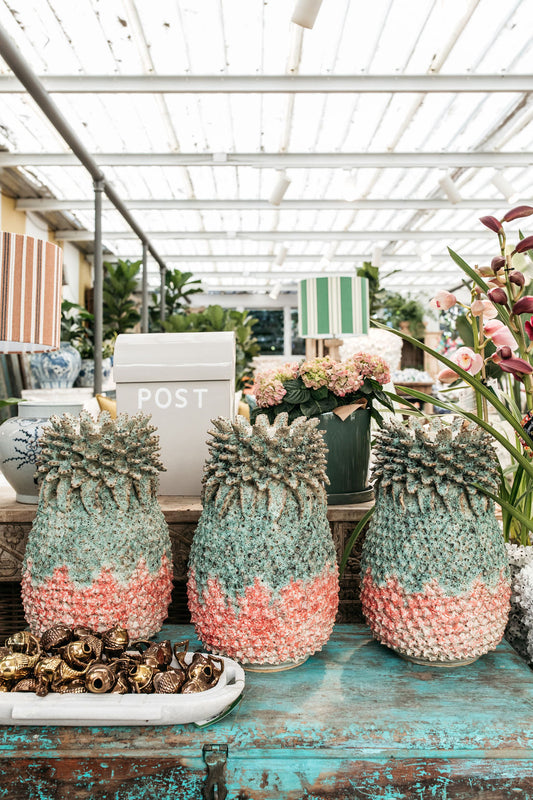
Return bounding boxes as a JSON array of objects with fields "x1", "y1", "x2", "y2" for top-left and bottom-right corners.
[{"x1": 0, "y1": 653, "x2": 245, "y2": 727}]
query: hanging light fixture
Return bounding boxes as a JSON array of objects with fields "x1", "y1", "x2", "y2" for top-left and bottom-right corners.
[
  {"x1": 319, "y1": 242, "x2": 337, "y2": 269},
  {"x1": 491, "y1": 172, "x2": 520, "y2": 204},
  {"x1": 291, "y1": 0, "x2": 323, "y2": 29},
  {"x1": 269, "y1": 171, "x2": 291, "y2": 206},
  {"x1": 275, "y1": 245, "x2": 288, "y2": 267},
  {"x1": 371, "y1": 246, "x2": 382, "y2": 267},
  {"x1": 438, "y1": 173, "x2": 462, "y2": 204},
  {"x1": 269, "y1": 282, "x2": 282, "y2": 300}
]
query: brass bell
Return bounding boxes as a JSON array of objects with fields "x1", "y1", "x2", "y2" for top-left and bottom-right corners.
[
  {"x1": 128, "y1": 663, "x2": 153, "y2": 693},
  {"x1": 143, "y1": 640, "x2": 172, "y2": 668},
  {"x1": 13, "y1": 677, "x2": 38, "y2": 692},
  {"x1": 110, "y1": 670, "x2": 130, "y2": 694},
  {"x1": 56, "y1": 679, "x2": 86, "y2": 694},
  {"x1": 40, "y1": 625, "x2": 72, "y2": 652},
  {"x1": 102, "y1": 626, "x2": 129, "y2": 655},
  {"x1": 0, "y1": 653, "x2": 32, "y2": 681},
  {"x1": 34, "y1": 655, "x2": 62, "y2": 679},
  {"x1": 84, "y1": 634, "x2": 103, "y2": 661},
  {"x1": 0, "y1": 679, "x2": 10, "y2": 692},
  {"x1": 71, "y1": 625, "x2": 94, "y2": 639},
  {"x1": 57, "y1": 660, "x2": 89, "y2": 682},
  {"x1": 85, "y1": 663, "x2": 116, "y2": 693},
  {"x1": 181, "y1": 679, "x2": 204, "y2": 694},
  {"x1": 153, "y1": 669, "x2": 185, "y2": 694},
  {"x1": 6, "y1": 631, "x2": 41, "y2": 656},
  {"x1": 173, "y1": 640, "x2": 190, "y2": 669},
  {"x1": 63, "y1": 640, "x2": 94, "y2": 669}
]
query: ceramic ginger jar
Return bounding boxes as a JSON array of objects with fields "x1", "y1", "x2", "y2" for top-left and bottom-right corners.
[
  {"x1": 360, "y1": 418, "x2": 511, "y2": 666},
  {"x1": 187, "y1": 413, "x2": 339, "y2": 670}
]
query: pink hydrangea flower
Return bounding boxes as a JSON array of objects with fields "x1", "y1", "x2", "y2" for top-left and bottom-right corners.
[
  {"x1": 349, "y1": 353, "x2": 391, "y2": 385},
  {"x1": 327, "y1": 360, "x2": 364, "y2": 397},
  {"x1": 300, "y1": 357, "x2": 334, "y2": 389},
  {"x1": 253, "y1": 371, "x2": 287, "y2": 407}
]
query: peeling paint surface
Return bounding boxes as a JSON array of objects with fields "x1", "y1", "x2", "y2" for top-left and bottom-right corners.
[{"x1": 1, "y1": 625, "x2": 533, "y2": 798}]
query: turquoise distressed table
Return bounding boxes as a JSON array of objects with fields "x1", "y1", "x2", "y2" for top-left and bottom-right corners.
[{"x1": 1, "y1": 624, "x2": 533, "y2": 799}]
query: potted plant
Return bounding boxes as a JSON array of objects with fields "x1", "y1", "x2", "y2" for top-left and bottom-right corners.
[
  {"x1": 341, "y1": 205, "x2": 533, "y2": 665},
  {"x1": 251, "y1": 354, "x2": 393, "y2": 503}
]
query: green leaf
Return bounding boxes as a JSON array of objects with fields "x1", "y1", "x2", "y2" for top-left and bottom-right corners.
[
  {"x1": 473, "y1": 483, "x2": 533, "y2": 537},
  {"x1": 339, "y1": 507, "x2": 375, "y2": 577},
  {"x1": 311, "y1": 386, "x2": 329, "y2": 400},
  {"x1": 284, "y1": 385, "x2": 310, "y2": 404}
]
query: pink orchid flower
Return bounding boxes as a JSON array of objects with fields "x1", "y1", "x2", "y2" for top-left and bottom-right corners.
[
  {"x1": 483, "y1": 319, "x2": 518, "y2": 350},
  {"x1": 438, "y1": 347, "x2": 483, "y2": 384},
  {"x1": 430, "y1": 290, "x2": 457, "y2": 311}
]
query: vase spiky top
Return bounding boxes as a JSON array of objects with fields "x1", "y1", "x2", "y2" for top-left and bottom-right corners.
[
  {"x1": 22, "y1": 411, "x2": 173, "y2": 638},
  {"x1": 360, "y1": 418, "x2": 511, "y2": 664},
  {"x1": 188, "y1": 414, "x2": 339, "y2": 666}
]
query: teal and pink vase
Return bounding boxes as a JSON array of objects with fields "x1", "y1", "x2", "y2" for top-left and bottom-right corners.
[
  {"x1": 188, "y1": 414, "x2": 339, "y2": 669},
  {"x1": 22, "y1": 411, "x2": 173, "y2": 639},
  {"x1": 360, "y1": 419, "x2": 511, "y2": 666}
]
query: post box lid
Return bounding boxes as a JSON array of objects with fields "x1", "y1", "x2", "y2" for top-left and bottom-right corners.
[{"x1": 113, "y1": 331, "x2": 236, "y2": 382}]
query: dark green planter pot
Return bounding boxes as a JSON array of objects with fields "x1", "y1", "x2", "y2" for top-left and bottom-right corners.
[{"x1": 317, "y1": 409, "x2": 373, "y2": 505}]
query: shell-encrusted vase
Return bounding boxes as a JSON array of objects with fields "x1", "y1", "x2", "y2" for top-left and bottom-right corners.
[
  {"x1": 187, "y1": 414, "x2": 339, "y2": 669},
  {"x1": 360, "y1": 418, "x2": 511, "y2": 666},
  {"x1": 22, "y1": 411, "x2": 173, "y2": 638}
]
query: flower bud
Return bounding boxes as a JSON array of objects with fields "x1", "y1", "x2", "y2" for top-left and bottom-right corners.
[
  {"x1": 514, "y1": 235, "x2": 533, "y2": 254},
  {"x1": 480, "y1": 216, "x2": 503, "y2": 234},
  {"x1": 491, "y1": 256, "x2": 506, "y2": 272},
  {"x1": 509, "y1": 271, "x2": 526, "y2": 287},
  {"x1": 477, "y1": 266, "x2": 494, "y2": 278},
  {"x1": 502, "y1": 205, "x2": 533, "y2": 223},
  {"x1": 525, "y1": 317, "x2": 533, "y2": 341},
  {"x1": 512, "y1": 296, "x2": 533, "y2": 315},
  {"x1": 487, "y1": 288, "x2": 508, "y2": 305}
]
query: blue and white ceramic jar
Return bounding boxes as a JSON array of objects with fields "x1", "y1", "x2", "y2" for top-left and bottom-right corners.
[
  {"x1": 0, "y1": 400, "x2": 84, "y2": 503},
  {"x1": 75, "y1": 357, "x2": 112, "y2": 388},
  {"x1": 30, "y1": 342, "x2": 81, "y2": 389}
]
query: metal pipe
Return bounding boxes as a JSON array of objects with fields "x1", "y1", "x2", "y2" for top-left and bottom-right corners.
[
  {"x1": 141, "y1": 242, "x2": 149, "y2": 333},
  {"x1": 283, "y1": 305, "x2": 292, "y2": 357},
  {"x1": 93, "y1": 179, "x2": 104, "y2": 396}
]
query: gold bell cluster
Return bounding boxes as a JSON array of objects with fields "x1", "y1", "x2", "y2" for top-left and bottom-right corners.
[{"x1": 0, "y1": 626, "x2": 224, "y2": 695}]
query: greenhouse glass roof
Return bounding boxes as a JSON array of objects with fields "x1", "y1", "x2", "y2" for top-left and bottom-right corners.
[{"x1": 0, "y1": 0, "x2": 531, "y2": 297}]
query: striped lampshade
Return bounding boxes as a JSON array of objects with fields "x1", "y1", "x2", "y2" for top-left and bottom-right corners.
[
  {"x1": 298, "y1": 276, "x2": 370, "y2": 338},
  {"x1": 0, "y1": 232, "x2": 62, "y2": 353}
]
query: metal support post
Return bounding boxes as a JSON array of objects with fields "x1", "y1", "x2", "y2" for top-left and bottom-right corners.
[
  {"x1": 142, "y1": 242, "x2": 149, "y2": 333},
  {"x1": 160, "y1": 266, "x2": 166, "y2": 327},
  {"x1": 93, "y1": 179, "x2": 104, "y2": 396}
]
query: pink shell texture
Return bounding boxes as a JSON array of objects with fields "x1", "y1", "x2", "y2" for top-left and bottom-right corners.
[
  {"x1": 361, "y1": 568, "x2": 511, "y2": 662},
  {"x1": 188, "y1": 564, "x2": 339, "y2": 664},
  {"x1": 22, "y1": 555, "x2": 173, "y2": 639}
]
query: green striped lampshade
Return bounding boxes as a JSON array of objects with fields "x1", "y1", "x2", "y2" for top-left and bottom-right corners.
[{"x1": 298, "y1": 276, "x2": 370, "y2": 338}]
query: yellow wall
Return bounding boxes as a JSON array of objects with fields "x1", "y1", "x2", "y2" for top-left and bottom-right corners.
[
  {"x1": 1, "y1": 193, "x2": 26, "y2": 234},
  {"x1": 78, "y1": 251, "x2": 92, "y2": 307}
]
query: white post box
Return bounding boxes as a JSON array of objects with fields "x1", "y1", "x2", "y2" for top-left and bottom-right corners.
[{"x1": 113, "y1": 332, "x2": 235, "y2": 495}]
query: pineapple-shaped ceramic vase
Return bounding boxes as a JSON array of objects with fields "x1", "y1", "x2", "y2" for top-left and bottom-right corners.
[
  {"x1": 360, "y1": 418, "x2": 511, "y2": 666},
  {"x1": 187, "y1": 413, "x2": 339, "y2": 669},
  {"x1": 22, "y1": 411, "x2": 173, "y2": 638}
]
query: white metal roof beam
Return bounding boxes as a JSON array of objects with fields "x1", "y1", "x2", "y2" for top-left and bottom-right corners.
[
  {"x1": 16, "y1": 197, "x2": 520, "y2": 211},
  {"x1": 57, "y1": 229, "x2": 494, "y2": 241},
  {"x1": 5, "y1": 153, "x2": 531, "y2": 167},
  {"x1": 106, "y1": 253, "x2": 487, "y2": 263},
  {"x1": 0, "y1": 75, "x2": 531, "y2": 92}
]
